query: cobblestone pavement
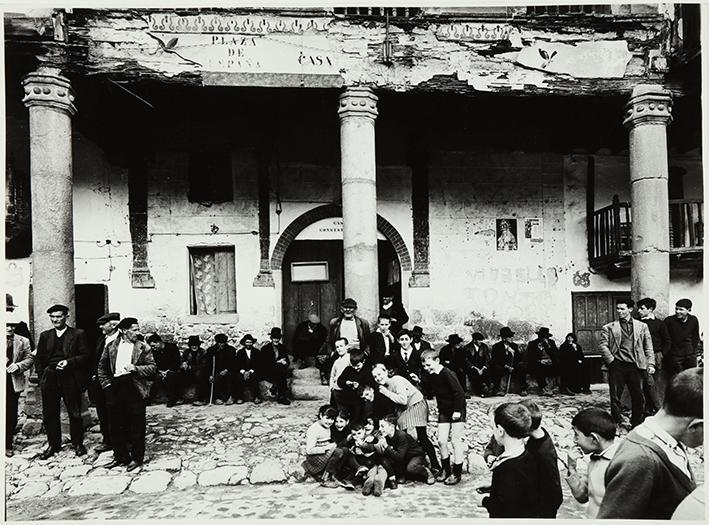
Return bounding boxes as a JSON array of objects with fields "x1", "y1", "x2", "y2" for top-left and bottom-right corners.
[{"x1": 5, "y1": 386, "x2": 704, "y2": 520}]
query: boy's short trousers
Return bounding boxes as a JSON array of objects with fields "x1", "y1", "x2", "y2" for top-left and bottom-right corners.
[{"x1": 438, "y1": 411, "x2": 467, "y2": 424}]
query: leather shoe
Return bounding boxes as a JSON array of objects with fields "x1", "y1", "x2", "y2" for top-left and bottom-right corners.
[
  {"x1": 74, "y1": 444, "x2": 87, "y2": 457},
  {"x1": 37, "y1": 447, "x2": 60, "y2": 460},
  {"x1": 444, "y1": 473, "x2": 461, "y2": 485},
  {"x1": 105, "y1": 459, "x2": 128, "y2": 469},
  {"x1": 126, "y1": 460, "x2": 143, "y2": 472}
]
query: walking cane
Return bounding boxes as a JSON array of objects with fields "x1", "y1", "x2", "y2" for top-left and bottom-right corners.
[
  {"x1": 505, "y1": 372, "x2": 511, "y2": 396},
  {"x1": 209, "y1": 355, "x2": 216, "y2": 405}
]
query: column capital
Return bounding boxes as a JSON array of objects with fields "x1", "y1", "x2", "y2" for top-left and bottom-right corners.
[
  {"x1": 22, "y1": 68, "x2": 77, "y2": 117},
  {"x1": 338, "y1": 87, "x2": 378, "y2": 120},
  {"x1": 623, "y1": 84, "x2": 672, "y2": 129}
]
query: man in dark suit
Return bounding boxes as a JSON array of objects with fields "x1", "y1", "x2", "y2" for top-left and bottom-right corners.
[
  {"x1": 390, "y1": 329, "x2": 425, "y2": 388},
  {"x1": 147, "y1": 333, "x2": 183, "y2": 407},
  {"x1": 410, "y1": 325, "x2": 432, "y2": 353},
  {"x1": 527, "y1": 327, "x2": 560, "y2": 394},
  {"x1": 181, "y1": 335, "x2": 205, "y2": 403},
  {"x1": 196, "y1": 333, "x2": 237, "y2": 406},
  {"x1": 98, "y1": 317, "x2": 156, "y2": 471},
  {"x1": 293, "y1": 314, "x2": 327, "y2": 366},
  {"x1": 35, "y1": 304, "x2": 90, "y2": 459},
  {"x1": 461, "y1": 332, "x2": 492, "y2": 397},
  {"x1": 490, "y1": 327, "x2": 528, "y2": 396},
  {"x1": 379, "y1": 292, "x2": 409, "y2": 335},
  {"x1": 235, "y1": 334, "x2": 262, "y2": 404},
  {"x1": 90, "y1": 312, "x2": 120, "y2": 453},
  {"x1": 367, "y1": 314, "x2": 398, "y2": 366},
  {"x1": 260, "y1": 327, "x2": 291, "y2": 405}
]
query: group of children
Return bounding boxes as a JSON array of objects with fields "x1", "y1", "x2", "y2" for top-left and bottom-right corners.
[{"x1": 302, "y1": 397, "x2": 619, "y2": 518}]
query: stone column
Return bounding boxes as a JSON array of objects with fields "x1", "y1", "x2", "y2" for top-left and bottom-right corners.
[
  {"x1": 22, "y1": 68, "x2": 77, "y2": 335},
  {"x1": 623, "y1": 85, "x2": 673, "y2": 316},
  {"x1": 338, "y1": 87, "x2": 379, "y2": 323}
]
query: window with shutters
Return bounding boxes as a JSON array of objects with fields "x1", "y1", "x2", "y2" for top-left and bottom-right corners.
[{"x1": 188, "y1": 246, "x2": 237, "y2": 314}]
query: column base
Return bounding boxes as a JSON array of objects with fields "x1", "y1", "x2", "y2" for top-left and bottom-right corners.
[
  {"x1": 253, "y1": 271, "x2": 275, "y2": 287},
  {"x1": 408, "y1": 271, "x2": 430, "y2": 288},
  {"x1": 131, "y1": 268, "x2": 155, "y2": 288}
]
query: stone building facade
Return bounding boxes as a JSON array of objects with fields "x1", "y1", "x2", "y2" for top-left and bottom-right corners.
[{"x1": 4, "y1": 6, "x2": 703, "y2": 371}]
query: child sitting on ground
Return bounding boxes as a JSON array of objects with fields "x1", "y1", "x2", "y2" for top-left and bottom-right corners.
[
  {"x1": 520, "y1": 399, "x2": 563, "y2": 518},
  {"x1": 565, "y1": 407, "x2": 618, "y2": 518},
  {"x1": 481, "y1": 403, "x2": 539, "y2": 518},
  {"x1": 379, "y1": 414, "x2": 436, "y2": 489},
  {"x1": 331, "y1": 410, "x2": 351, "y2": 446},
  {"x1": 302, "y1": 405, "x2": 349, "y2": 488}
]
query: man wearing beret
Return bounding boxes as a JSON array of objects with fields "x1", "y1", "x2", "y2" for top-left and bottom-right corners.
[
  {"x1": 147, "y1": 334, "x2": 183, "y2": 407},
  {"x1": 35, "y1": 304, "x2": 90, "y2": 459},
  {"x1": 90, "y1": 312, "x2": 121, "y2": 453},
  {"x1": 322, "y1": 297, "x2": 371, "y2": 357},
  {"x1": 98, "y1": 317, "x2": 156, "y2": 471},
  {"x1": 664, "y1": 298, "x2": 701, "y2": 378}
]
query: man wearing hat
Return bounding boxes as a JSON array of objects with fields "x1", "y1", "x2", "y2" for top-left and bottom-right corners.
[
  {"x1": 664, "y1": 298, "x2": 701, "y2": 377},
  {"x1": 6, "y1": 312, "x2": 33, "y2": 457},
  {"x1": 411, "y1": 326, "x2": 432, "y2": 353},
  {"x1": 527, "y1": 327, "x2": 560, "y2": 395},
  {"x1": 439, "y1": 334, "x2": 464, "y2": 383},
  {"x1": 35, "y1": 304, "x2": 90, "y2": 459},
  {"x1": 98, "y1": 317, "x2": 156, "y2": 471},
  {"x1": 490, "y1": 327, "x2": 528, "y2": 396},
  {"x1": 90, "y1": 312, "x2": 120, "y2": 453},
  {"x1": 323, "y1": 298, "x2": 371, "y2": 356},
  {"x1": 293, "y1": 314, "x2": 327, "y2": 366},
  {"x1": 181, "y1": 335, "x2": 205, "y2": 403},
  {"x1": 195, "y1": 334, "x2": 236, "y2": 406},
  {"x1": 235, "y1": 334, "x2": 263, "y2": 404},
  {"x1": 379, "y1": 291, "x2": 409, "y2": 336},
  {"x1": 461, "y1": 332, "x2": 492, "y2": 397},
  {"x1": 6, "y1": 293, "x2": 33, "y2": 349},
  {"x1": 147, "y1": 334, "x2": 183, "y2": 407},
  {"x1": 260, "y1": 327, "x2": 292, "y2": 405}
]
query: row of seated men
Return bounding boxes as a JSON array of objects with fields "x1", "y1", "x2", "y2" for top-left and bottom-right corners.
[
  {"x1": 144, "y1": 328, "x2": 291, "y2": 406},
  {"x1": 318, "y1": 321, "x2": 590, "y2": 398}
]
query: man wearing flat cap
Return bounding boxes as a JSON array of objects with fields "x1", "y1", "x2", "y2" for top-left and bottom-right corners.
[
  {"x1": 235, "y1": 334, "x2": 262, "y2": 404},
  {"x1": 35, "y1": 304, "x2": 90, "y2": 459},
  {"x1": 490, "y1": 327, "x2": 528, "y2": 396},
  {"x1": 90, "y1": 312, "x2": 121, "y2": 453},
  {"x1": 260, "y1": 327, "x2": 292, "y2": 405},
  {"x1": 664, "y1": 298, "x2": 701, "y2": 377},
  {"x1": 527, "y1": 327, "x2": 560, "y2": 395},
  {"x1": 147, "y1": 334, "x2": 183, "y2": 407},
  {"x1": 6, "y1": 312, "x2": 33, "y2": 457},
  {"x1": 323, "y1": 298, "x2": 371, "y2": 357},
  {"x1": 98, "y1": 317, "x2": 156, "y2": 471}
]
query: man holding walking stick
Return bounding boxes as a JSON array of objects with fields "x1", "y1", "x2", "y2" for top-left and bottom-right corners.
[{"x1": 490, "y1": 327, "x2": 528, "y2": 396}]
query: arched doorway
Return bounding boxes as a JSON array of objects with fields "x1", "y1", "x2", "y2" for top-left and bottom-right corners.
[{"x1": 271, "y1": 204, "x2": 412, "y2": 342}]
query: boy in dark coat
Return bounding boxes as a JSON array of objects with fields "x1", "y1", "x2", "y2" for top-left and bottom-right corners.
[
  {"x1": 260, "y1": 327, "x2": 291, "y2": 405},
  {"x1": 520, "y1": 399, "x2": 562, "y2": 518},
  {"x1": 336, "y1": 349, "x2": 373, "y2": 424},
  {"x1": 379, "y1": 414, "x2": 435, "y2": 487},
  {"x1": 481, "y1": 402, "x2": 539, "y2": 518}
]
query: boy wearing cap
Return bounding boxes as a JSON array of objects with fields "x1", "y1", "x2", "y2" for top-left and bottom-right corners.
[
  {"x1": 147, "y1": 333, "x2": 183, "y2": 407},
  {"x1": 261, "y1": 327, "x2": 292, "y2": 405},
  {"x1": 528, "y1": 327, "x2": 559, "y2": 395},
  {"x1": 664, "y1": 298, "x2": 701, "y2": 377},
  {"x1": 235, "y1": 334, "x2": 263, "y2": 404},
  {"x1": 90, "y1": 312, "x2": 120, "y2": 452},
  {"x1": 6, "y1": 313, "x2": 33, "y2": 457},
  {"x1": 35, "y1": 304, "x2": 90, "y2": 459},
  {"x1": 490, "y1": 327, "x2": 528, "y2": 396},
  {"x1": 98, "y1": 317, "x2": 156, "y2": 471}
]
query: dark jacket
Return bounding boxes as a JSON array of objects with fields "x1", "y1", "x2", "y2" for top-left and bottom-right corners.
[
  {"x1": 490, "y1": 341, "x2": 524, "y2": 371},
  {"x1": 641, "y1": 317, "x2": 672, "y2": 359},
  {"x1": 527, "y1": 337, "x2": 559, "y2": 374},
  {"x1": 260, "y1": 342, "x2": 289, "y2": 378},
  {"x1": 438, "y1": 343, "x2": 457, "y2": 370},
  {"x1": 427, "y1": 366, "x2": 466, "y2": 416},
  {"x1": 182, "y1": 348, "x2": 205, "y2": 372},
  {"x1": 153, "y1": 342, "x2": 182, "y2": 372},
  {"x1": 525, "y1": 428, "x2": 563, "y2": 517},
  {"x1": 558, "y1": 341, "x2": 585, "y2": 372},
  {"x1": 389, "y1": 346, "x2": 424, "y2": 385},
  {"x1": 379, "y1": 303, "x2": 409, "y2": 334},
  {"x1": 664, "y1": 314, "x2": 701, "y2": 358},
  {"x1": 482, "y1": 451, "x2": 540, "y2": 518},
  {"x1": 462, "y1": 341, "x2": 491, "y2": 369},
  {"x1": 384, "y1": 429, "x2": 425, "y2": 463},
  {"x1": 293, "y1": 321, "x2": 327, "y2": 356},
  {"x1": 597, "y1": 429, "x2": 696, "y2": 519},
  {"x1": 367, "y1": 332, "x2": 398, "y2": 366},
  {"x1": 337, "y1": 364, "x2": 374, "y2": 403},
  {"x1": 234, "y1": 347, "x2": 261, "y2": 376},
  {"x1": 323, "y1": 315, "x2": 371, "y2": 354},
  {"x1": 36, "y1": 326, "x2": 90, "y2": 390},
  {"x1": 202, "y1": 344, "x2": 236, "y2": 375},
  {"x1": 98, "y1": 335, "x2": 157, "y2": 399}
]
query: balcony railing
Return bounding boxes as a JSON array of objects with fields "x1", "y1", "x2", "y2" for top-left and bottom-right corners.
[{"x1": 590, "y1": 195, "x2": 703, "y2": 271}]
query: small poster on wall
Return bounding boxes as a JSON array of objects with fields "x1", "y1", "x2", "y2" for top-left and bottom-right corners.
[
  {"x1": 524, "y1": 218, "x2": 544, "y2": 243},
  {"x1": 496, "y1": 218, "x2": 518, "y2": 251}
]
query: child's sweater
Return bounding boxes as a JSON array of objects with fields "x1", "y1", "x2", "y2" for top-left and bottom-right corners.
[
  {"x1": 525, "y1": 428, "x2": 563, "y2": 517},
  {"x1": 482, "y1": 450, "x2": 539, "y2": 518}
]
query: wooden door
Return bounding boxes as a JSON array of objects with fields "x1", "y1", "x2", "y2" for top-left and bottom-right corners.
[
  {"x1": 572, "y1": 291, "x2": 630, "y2": 382},
  {"x1": 75, "y1": 284, "x2": 108, "y2": 351},
  {"x1": 283, "y1": 240, "x2": 344, "y2": 346}
]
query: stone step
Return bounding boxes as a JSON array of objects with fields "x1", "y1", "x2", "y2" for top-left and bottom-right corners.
[
  {"x1": 291, "y1": 367, "x2": 322, "y2": 381},
  {"x1": 291, "y1": 383, "x2": 330, "y2": 401}
]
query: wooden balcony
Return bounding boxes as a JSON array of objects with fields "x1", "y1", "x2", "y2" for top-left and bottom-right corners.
[{"x1": 589, "y1": 195, "x2": 703, "y2": 274}]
